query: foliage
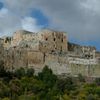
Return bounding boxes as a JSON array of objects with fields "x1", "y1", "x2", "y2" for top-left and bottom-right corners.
[
  {"x1": 78, "y1": 74, "x2": 85, "y2": 82},
  {"x1": 0, "y1": 66, "x2": 100, "y2": 100},
  {"x1": 14, "y1": 68, "x2": 26, "y2": 79},
  {"x1": 38, "y1": 65, "x2": 57, "y2": 88},
  {"x1": 26, "y1": 68, "x2": 34, "y2": 77},
  {"x1": 95, "y1": 78, "x2": 100, "y2": 86},
  {"x1": 0, "y1": 81, "x2": 10, "y2": 98},
  {"x1": 18, "y1": 95, "x2": 35, "y2": 100},
  {"x1": 1, "y1": 97, "x2": 10, "y2": 100}
]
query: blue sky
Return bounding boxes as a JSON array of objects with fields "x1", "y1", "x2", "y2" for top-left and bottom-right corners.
[
  {"x1": 0, "y1": 0, "x2": 100, "y2": 50},
  {"x1": 0, "y1": 2, "x2": 3, "y2": 9},
  {"x1": 31, "y1": 9, "x2": 49, "y2": 27}
]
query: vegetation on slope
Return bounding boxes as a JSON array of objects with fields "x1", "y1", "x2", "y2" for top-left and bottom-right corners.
[{"x1": 0, "y1": 65, "x2": 100, "y2": 100}]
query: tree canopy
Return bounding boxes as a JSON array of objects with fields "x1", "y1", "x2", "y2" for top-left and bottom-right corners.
[{"x1": 0, "y1": 65, "x2": 100, "y2": 100}]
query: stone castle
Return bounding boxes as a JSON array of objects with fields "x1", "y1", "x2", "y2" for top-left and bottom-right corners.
[{"x1": 0, "y1": 29, "x2": 100, "y2": 77}]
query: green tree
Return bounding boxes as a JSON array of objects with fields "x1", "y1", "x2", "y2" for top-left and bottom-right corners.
[
  {"x1": 9, "y1": 79, "x2": 22, "y2": 99},
  {"x1": 0, "y1": 63, "x2": 7, "y2": 77},
  {"x1": 95, "y1": 86, "x2": 100, "y2": 97},
  {"x1": 20, "y1": 76, "x2": 45, "y2": 95},
  {"x1": 18, "y1": 94, "x2": 35, "y2": 100},
  {"x1": 0, "y1": 81, "x2": 10, "y2": 98},
  {"x1": 38, "y1": 65, "x2": 57, "y2": 88},
  {"x1": 95, "y1": 78, "x2": 100, "y2": 86},
  {"x1": 2, "y1": 97, "x2": 10, "y2": 100},
  {"x1": 56, "y1": 77, "x2": 77, "y2": 93},
  {"x1": 26, "y1": 68, "x2": 34, "y2": 77},
  {"x1": 86, "y1": 94, "x2": 96, "y2": 100},
  {"x1": 84, "y1": 83, "x2": 97, "y2": 95},
  {"x1": 14, "y1": 68, "x2": 26, "y2": 79},
  {"x1": 62, "y1": 94, "x2": 71, "y2": 100},
  {"x1": 78, "y1": 74, "x2": 85, "y2": 82}
]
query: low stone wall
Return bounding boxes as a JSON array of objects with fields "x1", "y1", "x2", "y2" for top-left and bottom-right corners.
[{"x1": 70, "y1": 64, "x2": 100, "y2": 77}]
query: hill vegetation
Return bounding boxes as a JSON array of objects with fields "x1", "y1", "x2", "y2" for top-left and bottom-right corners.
[{"x1": 0, "y1": 65, "x2": 100, "y2": 100}]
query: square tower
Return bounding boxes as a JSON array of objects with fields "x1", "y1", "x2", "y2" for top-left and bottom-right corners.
[{"x1": 37, "y1": 29, "x2": 68, "y2": 53}]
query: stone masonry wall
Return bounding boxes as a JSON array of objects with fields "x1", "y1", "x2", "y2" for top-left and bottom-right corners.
[{"x1": 0, "y1": 29, "x2": 100, "y2": 78}]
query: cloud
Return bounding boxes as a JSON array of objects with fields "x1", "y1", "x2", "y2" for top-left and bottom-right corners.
[
  {"x1": 0, "y1": 0, "x2": 100, "y2": 49},
  {"x1": 21, "y1": 17, "x2": 41, "y2": 32},
  {"x1": 0, "y1": 8, "x2": 8, "y2": 18},
  {"x1": 0, "y1": 0, "x2": 41, "y2": 36},
  {"x1": 80, "y1": 0, "x2": 100, "y2": 15},
  {"x1": 0, "y1": 7, "x2": 21, "y2": 36}
]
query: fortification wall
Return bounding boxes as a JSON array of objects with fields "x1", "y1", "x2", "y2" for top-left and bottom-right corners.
[
  {"x1": 2, "y1": 46, "x2": 100, "y2": 77},
  {"x1": 4, "y1": 47, "x2": 44, "y2": 71},
  {"x1": 70, "y1": 64, "x2": 100, "y2": 77},
  {"x1": 0, "y1": 29, "x2": 100, "y2": 78}
]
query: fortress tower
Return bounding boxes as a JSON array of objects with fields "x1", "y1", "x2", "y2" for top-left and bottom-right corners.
[{"x1": 38, "y1": 29, "x2": 68, "y2": 53}]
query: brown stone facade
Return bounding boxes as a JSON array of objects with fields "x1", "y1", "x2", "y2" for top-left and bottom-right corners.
[{"x1": 0, "y1": 29, "x2": 100, "y2": 77}]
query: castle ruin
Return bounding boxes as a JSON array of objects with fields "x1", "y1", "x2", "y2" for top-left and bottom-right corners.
[{"x1": 0, "y1": 29, "x2": 100, "y2": 77}]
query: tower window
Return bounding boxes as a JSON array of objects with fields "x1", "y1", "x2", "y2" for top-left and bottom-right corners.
[
  {"x1": 62, "y1": 38, "x2": 63, "y2": 42},
  {"x1": 45, "y1": 38, "x2": 48, "y2": 41},
  {"x1": 54, "y1": 38, "x2": 56, "y2": 41},
  {"x1": 5, "y1": 40, "x2": 7, "y2": 43},
  {"x1": 51, "y1": 50, "x2": 54, "y2": 52}
]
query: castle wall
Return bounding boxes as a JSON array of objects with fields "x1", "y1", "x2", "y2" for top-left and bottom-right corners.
[
  {"x1": 27, "y1": 51, "x2": 44, "y2": 65},
  {"x1": 0, "y1": 39, "x2": 4, "y2": 65},
  {"x1": 4, "y1": 47, "x2": 44, "y2": 71},
  {"x1": 44, "y1": 53, "x2": 70, "y2": 75},
  {"x1": 38, "y1": 30, "x2": 68, "y2": 53},
  {"x1": 95, "y1": 52, "x2": 100, "y2": 63},
  {"x1": 0, "y1": 29, "x2": 100, "y2": 78},
  {"x1": 12, "y1": 30, "x2": 36, "y2": 46},
  {"x1": 68, "y1": 57, "x2": 97, "y2": 65},
  {"x1": 70, "y1": 64, "x2": 100, "y2": 77},
  {"x1": 2, "y1": 45, "x2": 100, "y2": 77},
  {"x1": 4, "y1": 48, "x2": 27, "y2": 71},
  {"x1": 68, "y1": 42, "x2": 96, "y2": 59}
]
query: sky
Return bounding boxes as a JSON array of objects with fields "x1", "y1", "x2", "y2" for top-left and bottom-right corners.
[{"x1": 0, "y1": 0, "x2": 100, "y2": 50}]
